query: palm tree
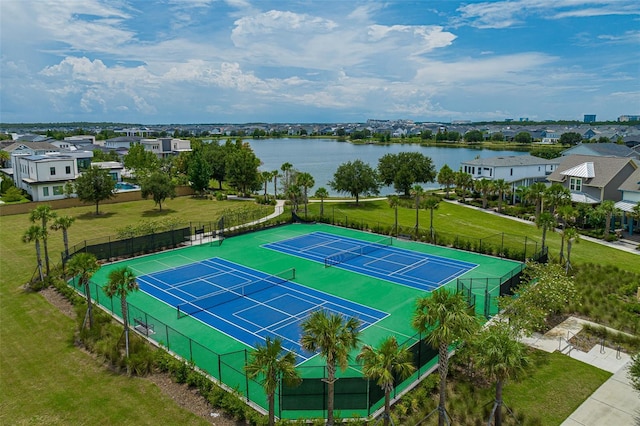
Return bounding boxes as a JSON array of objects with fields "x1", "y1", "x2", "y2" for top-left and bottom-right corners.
[
  {"x1": 29, "y1": 205, "x2": 56, "y2": 276},
  {"x1": 23, "y1": 225, "x2": 45, "y2": 282},
  {"x1": 104, "y1": 266, "x2": 139, "y2": 358},
  {"x1": 556, "y1": 205, "x2": 577, "y2": 265},
  {"x1": 475, "y1": 178, "x2": 492, "y2": 209},
  {"x1": 413, "y1": 289, "x2": 478, "y2": 426},
  {"x1": 544, "y1": 183, "x2": 571, "y2": 215},
  {"x1": 67, "y1": 253, "x2": 100, "y2": 329},
  {"x1": 492, "y1": 179, "x2": 510, "y2": 213},
  {"x1": 437, "y1": 164, "x2": 455, "y2": 198},
  {"x1": 314, "y1": 187, "x2": 329, "y2": 216},
  {"x1": 424, "y1": 196, "x2": 440, "y2": 242},
  {"x1": 598, "y1": 200, "x2": 620, "y2": 239},
  {"x1": 261, "y1": 170, "x2": 272, "y2": 202},
  {"x1": 515, "y1": 185, "x2": 530, "y2": 207},
  {"x1": 528, "y1": 182, "x2": 547, "y2": 220},
  {"x1": 564, "y1": 227, "x2": 580, "y2": 272},
  {"x1": 0, "y1": 149, "x2": 9, "y2": 167},
  {"x1": 296, "y1": 172, "x2": 315, "y2": 218},
  {"x1": 388, "y1": 195, "x2": 399, "y2": 237},
  {"x1": 300, "y1": 310, "x2": 361, "y2": 426},
  {"x1": 245, "y1": 337, "x2": 301, "y2": 426},
  {"x1": 475, "y1": 323, "x2": 529, "y2": 426},
  {"x1": 51, "y1": 215, "x2": 75, "y2": 260},
  {"x1": 455, "y1": 170, "x2": 473, "y2": 198},
  {"x1": 410, "y1": 185, "x2": 424, "y2": 235},
  {"x1": 286, "y1": 183, "x2": 302, "y2": 214},
  {"x1": 537, "y1": 212, "x2": 556, "y2": 254},
  {"x1": 357, "y1": 336, "x2": 415, "y2": 426},
  {"x1": 280, "y1": 162, "x2": 293, "y2": 194}
]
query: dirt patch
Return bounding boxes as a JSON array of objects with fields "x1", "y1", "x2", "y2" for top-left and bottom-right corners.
[{"x1": 40, "y1": 286, "x2": 76, "y2": 318}]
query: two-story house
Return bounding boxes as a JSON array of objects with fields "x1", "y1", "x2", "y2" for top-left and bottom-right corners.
[
  {"x1": 615, "y1": 168, "x2": 640, "y2": 236},
  {"x1": 12, "y1": 153, "x2": 79, "y2": 201},
  {"x1": 460, "y1": 155, "x2": 560, "y2": 188},
  {"x1": 547, "y1": 155, "x2": 637, "y2": 204}
]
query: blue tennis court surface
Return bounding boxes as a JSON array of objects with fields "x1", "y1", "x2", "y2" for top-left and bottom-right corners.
[
  {"x1": 137, "y1": 257, "x2": 387, "y2": 362},
  {"x1": 264, "y1": 231, "x2": 477, "y2": 291}
]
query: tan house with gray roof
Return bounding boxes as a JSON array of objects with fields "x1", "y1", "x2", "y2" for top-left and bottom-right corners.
[{"x1": 547, "y1": 154, "x2": 638, "y2": 204}]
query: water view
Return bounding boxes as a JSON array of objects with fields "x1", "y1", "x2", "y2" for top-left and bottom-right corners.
[{"x1": 247, "y1": 138, "x2": 528, "y2": 196}]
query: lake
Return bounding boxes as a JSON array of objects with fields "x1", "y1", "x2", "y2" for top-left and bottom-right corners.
[{"x1": 246, "y1": 138, "x2": 528, "y2": 196}]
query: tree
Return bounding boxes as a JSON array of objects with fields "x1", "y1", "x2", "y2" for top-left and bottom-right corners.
[
  {"x1": 411, "y1": 185, "x2": 424, "y2": 235},
  {"x1": 598, "y1": 200, "x2": 620, "y2": 239},
  {"x1": 474, "y1": 323, "x2": 529, "y2": 426},
  {"x1": 300, "y1": 310, "x2": 361, "y2": 426},
  {"x1": 475, "y1": 178, "x2": 492, "y2": 209},
  {"x1": 492, "y1": 179, "x2": 511, "y2": 213},
  {"x1": 564, "y1": 227, "x2": 580, "y2": 272},
  {"x1": 537, "y1": 212, "x2": 556, "y2": 253},
  {"x1": 104, "y1": 266, "x2": 139, "y2": 358},
  {"x1": 559, "y1": 132, "x2": 583, "y2": 146},
  {"x1": 245, "y1": 337, "x2": 301, "y2": 426},
  {"x1": 377, "y1": 152, "x2": 436, "y2": 196},
  {"x1": 140, "y1": 171, "x2": 176, "y2": 211},
  {"x1": 51, "y1": 215, "x2": 75, "y2": 259},
  {"x1": 23, "y1": 225, "x2": 45, "y2": 282},
  {"x1": 67, "y1": 253, "x2": 100, "y2": 329},
  {"x1": 424, "y1": 196, "x2": 439, "y2": 242},
  {"x1": 515, "y1": 185, "x2": 530, "y2": 206},
  {"x1": 123, "y1": 143, "x2": 158, "y2": 178},
  {"x1": 437, "y1": 164, "x2": 455, "y2": 198},
  {"x1": 0, "y1": 149, "x2": 9, "y2": 167},
  {"x1": 75, "y1": 166, "x2": 116, "y2": 214},
  {"x1": 280, "y1": 162, "x2": 294, "y2": 195},
  {"x1": 544, "y1": 183, "x2": 570, "y2": 214},
  {"x1": 412, "y1": 289, "x2": 478, "y2": 426},
  {"x1": 454, "y1": 170, "x2": 473, "y2": 197},
  {"x1": 528, "y1": 182, "x2": 547, "y2": 220},
  {"x1": 296, "y1": 172, "x2": 315, "y2": 218},
  {"x1": 464, "y1": 129, "x2": 484, "y2": 142},
  {"x1": 314, "y1": 187, "x2": 329, "y2": 216},
  {"x1": 328, "y1": 160, "x2": 380, "y2": 205},
  {"x1": 260, "y1": 171, "x2": 272, "y2": 202},
  {"x1": 286, "y1": 183, "x2": 302, "y2": 213},
  {"x1": 29, "y1": 205, "x2": 56, "y2": 276},
  {"x1": 514, "y1": 132, "x2": 532, "y2": 143},
  {"x1": 226, "y1": 144, "x2": 261, "y2": 196},
  {"x1": 388, "y1": 195, "x2": 399, "y2": 237},
  {"x1": 187, "y1": 147, "x2": 212, "y2": 196},
  {"x1": 357, "y1": 336, "x2": 415, "y2": 426},
  {"x1": 556, "y1": 205, "x2": 577, "y2": 265},
  {"x1": 271, "y1": 170, "x2": 280, "y2": 200}
]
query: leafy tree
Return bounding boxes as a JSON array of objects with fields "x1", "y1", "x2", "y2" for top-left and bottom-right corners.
[
  {"x1": 559, "y1": 132, "x2": 583, "y2": 146},
  {"x1": 514, "y1": 132, "x2": 532, "y2": 143},
  {"x1": 491, "y1": 132, "x2": 505, "y2": 141},
  {"x1": 357, "y1": 336, "x2": 415, "y2": 426},
  {"x1": 413, "y1": 289, "x2": 478, "y2": 426},
  {"x1": 464, "y1": 129, "x2": 484, "y2": 142},
  {"x1": 187, "y1": 147, "x2": 212, "y2": 196},
  {"x1": 314, "y1": 187, "x2": 329, "y2": 216},
  {"x1": 104, "y1": 266, "x2": 139, "y2": 358},
  {"x1": 202, "y1": 140, "x2": 230, "y2": 190},
  {"x1": 140, "y1": 172, "x2": 176, "y2": 211},
  {"x1": 475, "y1": 178, "x2": 492, "y2": 209},
  {"x1": 411, "y1": 185, "x2": 424, "y2": 235},
  {"x1": 328, "y1": 160, "x2": 380, "y2": 205},
  {"x1": 424, "y1": 196, "x2": 440, "y2": 242},
  {"x1": 29, "y1": 205, "x2": 56, "y2": 276},
  {"x1": 2, "y1": 186, "x2": 23, "y2": 202},
  {"x1": 296, "y1": 172, "x2": 315, "y2": 218},
  {"x1": 226, "y1": 144, "x2": 261, "y2": 196},
  {"x1": 300, "y1": 310, "x2": 361, "y2": 426},
  {"x1": 23, "y1": 225, "x2": 45, "y2": 282},
  {"x1": 474, "y1": 322, "x2": 529, "y2": 426},
  {"x1": 75, "y1": 166, "x2": 116, "y2": 214},
  {"x1": 437, "y1": 164, "x2": 455, "y2": 198},
  {"x1": 123, "y1": 144, "x2": 158, "y2": 178},
  {"x1": 67, "y1": 253, "x2": 100, "y2": 329},
  {"x1": 491, "y1": 179, "x2": 511, "y2": 213},
  {"x1": 245, "y1": 337, "x2": 301, "y2": 426},
  {"x1": 51, "y1": 215, "x2": 75, "y2": 259},
  {"x1": 377, "y1": 152, "x2": 436, "y2": 196},
  {"x1": 0, "y1": 150, "x2": 9, "y2": 167}
]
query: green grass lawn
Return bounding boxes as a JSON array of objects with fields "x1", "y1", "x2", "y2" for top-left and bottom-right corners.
[{"x1": 0, "y1": 196, "x2": 268, "y2": 425}]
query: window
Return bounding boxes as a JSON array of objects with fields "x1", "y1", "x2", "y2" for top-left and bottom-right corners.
[
  {"x1": 65, "y1": 166, "x2": 71, "y2": 174},
  {"x1": 53, "y1": 186, "x2": 64, "y2": 195},
  {"x1": 50, "y1": 167, "x2": 56, "y2": 175},
  {"x1": 43, "y1": 187, "x2": 49, "y2": 197},
  {"x1": 570, "y1": 177, "x2": 582, "y2": 191},
  {"x1": 510, "y1": 168, "x2": 513, "y2": 176}
]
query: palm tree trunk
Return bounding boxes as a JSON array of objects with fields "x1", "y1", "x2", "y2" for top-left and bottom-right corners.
[
  {"x1": 43, "y1": 235, "x2": 50, "y2": 276},
  {"x1": 566, "y1": 242, "x2": 573, "y2": 273},
  {"x1": 495, "y1": 379, "x2": 504, "y2": 426},
  {"x1": 85, "y1": 280, "x2": 94, "y2": 329},
  {"x1": 438, "y1": 342, "x2": 448, "y2": 426},
  {"x1": 605, "y1": 213, "x2": 612, "y2": 238},
  {"x1": 430, "y1": 208, "x2": 435, "y2": 242},
  {"x1": 559, "y1": 234, "x2": 565, "y2": 265},
  {"x1": 327, "y1": 364, "x2": 336, "y2": 426},
  {"x1": 121, "y1": 297, "x2": 130, "y2": 358},
  {"x1": 384, "y1": 389, "x2": 391, "y2": 426},
  {"x1": 35, "y1": 240, "x2": 44, "y2": 282},
  {"x1": 63, "y1": 229, "x2": 69, "y2": 258},
  {"x1": 268, "y1": 393, "x2": 275, "y2": 426}
]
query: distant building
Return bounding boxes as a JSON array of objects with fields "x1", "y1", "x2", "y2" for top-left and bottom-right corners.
[
  {"x1": 618, "y1": 115, "x2": 640, "y2": 122},
  {"x1": 584, "y1": 114, "x2": 597, "y2": 123},
  {"x1": 460, "y1": 155, "x2": 560, "y2": 187}
]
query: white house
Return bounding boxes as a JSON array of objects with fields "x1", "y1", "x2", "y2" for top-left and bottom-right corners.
[
  {"x1": 3, "y1": 141, "x2": 60, "y2": 168},
  {"x1": 460, "y1": 155, "x2": 560, "y2": 187},
  {"x1": 12, "y1": 153, "x2": 79, "y2": 201},
  {"x1": 140, "y1": 137, "x2": 191, "y2": 158}
]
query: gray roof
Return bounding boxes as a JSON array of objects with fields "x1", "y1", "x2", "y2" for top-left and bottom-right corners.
[
  {"x1": 618, "y1": 167, "x2": 640, "y2": 193},
  {"x1": 562, "y1": 142, "x2": 636, "y2": 158},
  {"x1": 5, "y1": 141, "x2": 60, "y2": 152},
  {"x1": 461, "y1": 154, "x2": 560, "y2": 167},
  {"x1": 548, "y1": 154, "x2": 637, "y2": 188}
]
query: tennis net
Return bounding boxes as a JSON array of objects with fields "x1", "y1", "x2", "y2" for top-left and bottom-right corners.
[
  {"x1": 324, "y1": 236, "x2": 392, "y2": 267},
  {"x1": 177, "y1": 267, "x2": 296, "y2": 318}
]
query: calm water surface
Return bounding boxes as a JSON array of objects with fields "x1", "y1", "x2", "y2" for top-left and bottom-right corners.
[{"x1": 247, "y1": 138, "x2": 527, "y2": 196}]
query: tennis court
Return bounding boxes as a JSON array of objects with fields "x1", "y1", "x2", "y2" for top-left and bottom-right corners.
[
  {"x1": 136, "y1": 257, "x2": 387, "y2": 362},
  {"x1": 264, "y1": 231, "x2": 477, "y2": 291}
]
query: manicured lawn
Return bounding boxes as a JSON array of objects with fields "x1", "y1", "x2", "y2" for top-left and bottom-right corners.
[{"x1": 0, "y1": 196, "x2": 268, "y2": 425}]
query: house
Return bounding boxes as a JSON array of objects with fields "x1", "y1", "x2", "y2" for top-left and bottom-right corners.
[
  {"x1": 11, "y1": 153, "x2": 79, "y2": 201},
  {"x1": 547, "y1": 155, "x2": 638, "y2": 204},
  {"x1": 561, "y1": 142, "x2": 639, "y2": 159},
  {"x1": 140, "y1": 137, "x2": 192, "y2": 158},
  {"x1": 104, "y1": 136, "x2": 142, "y2": 150},
  {"x1": 460, "y1": 155, "x2": 560, "y2": 188},
  {"x1": 615, "y1": 168, "x2": 640, "y2": 236},
  {"x1": 3, "y1": 141, "x2": 60, "y2": 168},
  {"x1": 93, "y1": 161, "x2": 124, "y2": 182}
]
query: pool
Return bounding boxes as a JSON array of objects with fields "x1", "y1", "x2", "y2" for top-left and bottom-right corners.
[{"x1": 115, "y1": 182, "x2": 139, "y2": 191}]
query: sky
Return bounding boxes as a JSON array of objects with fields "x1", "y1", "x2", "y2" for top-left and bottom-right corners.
[{"x1": 1, "y1": 0, "x2": 639, "y2": 124}]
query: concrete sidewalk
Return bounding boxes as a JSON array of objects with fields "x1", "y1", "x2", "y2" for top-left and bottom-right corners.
[{"x1": 519, "y1": 316, "x2": 640, "y2": 425}]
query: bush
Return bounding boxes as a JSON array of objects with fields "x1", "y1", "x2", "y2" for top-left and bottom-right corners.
[{"x1": 1, "y1": 186, "x2": 25, "y2": 202}]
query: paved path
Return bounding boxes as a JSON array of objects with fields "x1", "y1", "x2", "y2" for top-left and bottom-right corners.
[{"x1": 519, "y1": 316, "x2": 640, "y2": 425}]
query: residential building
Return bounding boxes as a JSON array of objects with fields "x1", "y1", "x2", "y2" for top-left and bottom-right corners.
[
  {"x1": 12, "y1": 153, "x2": 79, "y2": 201},
  {"x1": 547, "y1": 155, "x2": 638, "y2": 204},
  {"x1": 140, "y1": 137, "x2": 191, "y2": 158},
  {"x1": 3, "y1": 141, "x2": 60, "y2": 168},
  {"x1": 460, "y1": 155, "x2": 560, "y2": 188},
  {"x1": 615, "y1": 167, "x2": 640, "y2": 236},
  {"x1": 561, "y1": 143, "x2": 639, "y2": 159}
]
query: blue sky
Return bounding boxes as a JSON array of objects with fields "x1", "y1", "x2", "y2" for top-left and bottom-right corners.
[{"x1": 1, "y1": 0, "x2": 638, "y2": 124}]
